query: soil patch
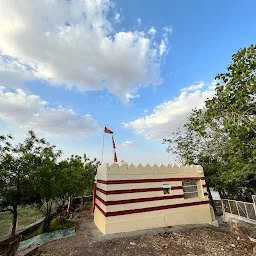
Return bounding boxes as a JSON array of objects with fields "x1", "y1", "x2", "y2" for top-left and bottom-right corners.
[{"x1": 37, "y1": 206, "x2": 254, "y2": 256}]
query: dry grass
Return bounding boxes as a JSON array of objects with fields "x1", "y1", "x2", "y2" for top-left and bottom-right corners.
[{"x1": 0, "y1": 207, "x2": 43, "y2": 239}]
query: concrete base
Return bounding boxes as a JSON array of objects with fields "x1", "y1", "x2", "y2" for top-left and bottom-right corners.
[
  {"x1": 95, "y1": 204, "x2": 212, "y2": 235},
  {"x1": 211, "y1": 220, "x2": 219, "y2": 227}
]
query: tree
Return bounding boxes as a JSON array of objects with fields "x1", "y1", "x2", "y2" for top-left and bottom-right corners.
[
  {"x1": 34, "y1": 154, "x2": 99, "y2": 232},
  {"x1": 82, "y1": 155, "x2": 100, "y2": 195},
  {"x1": 164, "y1": 44, "x2": 256, "y2": 201},
  {"x1": 57, "y1": 154, "x2": 99, "y2": 216},
  {"x1": 0, "y1": 131, "x2": 60, "y2": 236},
  {"x1": 0, "y1": 130, "x2": 100, "y2": 235},
  {"x1": 31, "y1": 146, "x2": 61, "y2": 233}
]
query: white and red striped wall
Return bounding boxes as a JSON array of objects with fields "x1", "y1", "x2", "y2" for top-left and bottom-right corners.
[{"x1": 93, "y1": 163, "x2": 212, "y2": 234}]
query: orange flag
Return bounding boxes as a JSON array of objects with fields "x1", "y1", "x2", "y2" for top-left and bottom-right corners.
[{"x1": 104, "y1": 126, "x2": 113, "y2": 134}]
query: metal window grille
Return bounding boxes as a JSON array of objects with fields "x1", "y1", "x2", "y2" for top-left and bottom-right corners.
[{"x1": 182, "y1": 180, "x2": 198, "y2": 199}]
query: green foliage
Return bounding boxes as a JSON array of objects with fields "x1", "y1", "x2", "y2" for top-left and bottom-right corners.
[
  {"x1": 27, "y1": 218, "x2": 73, "y2": 239},
  {"x1": 49, "y1": 218, "x2": 73, "y2": 232},
  {"x1": 0, "y1": 130, "x2": 99, "y2": 236},
  {"x1": 57, "y1": 154, "x2": 99, "y2": 201},
  {"x1": 164, "y1": 45, "x2": 256, "y2": 201},
  {"x1": 28, "y1": 226, "x2": 42, "y2": 238},
  {"x1": 0, "y1": 130, "x2": 61, "y2": 236}
]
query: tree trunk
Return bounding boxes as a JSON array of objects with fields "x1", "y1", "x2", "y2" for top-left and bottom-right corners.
[
  {"x1": 66, "y1": 196, "x2": 71, "y2": 217},
  {"x1": 205, "y1": 178, "x2": 215, "y2": 211},
  {"x1": 42, "y1": 201, "x2": 52, "y2": 233},
  {"x1": 11, "y1": 205, "x2": 18, "y2": 237},
  {"x1": 42, "y1": 214, "x2": 52, "y2": 233}
]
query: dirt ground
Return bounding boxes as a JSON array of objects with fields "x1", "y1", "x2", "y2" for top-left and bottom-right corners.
[{"x1": 37, "y1": 205, "x2": 254, "y2": 256}]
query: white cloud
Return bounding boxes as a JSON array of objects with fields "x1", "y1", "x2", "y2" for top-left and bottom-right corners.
[
  {"x1": 123, "y1": 82, "x2": 216, "y2": 139},
  {"x1": 163, "y1": 26, "x2": 172, "y2": 34},
  {"x1": 137, "y1": 18, "x2": 142, "y2": 26},
  {"x1": 121, "y1": 141, "x2": 136, "y2": 147},
  {"x1": 114, "y1": 13, "x2": 120, "y2": 22},
  {"x1": 148, "y1": 27, "x2": 157, "y2": 35},
  {"x1": 0, "y1": 0, "x2": 170, "y2": 101},
  {"x1": 125, "y1": 93, "x2": 140, "y2": 101},
  {"x1": 159, "y1": 40, "x2": 167, "y2": 56},
  {"x1": 0, "y1": 56, "x2": 34, "y2": 89},
  {"x1": 158, "y1": 26, "x2": 172, "y2": 57},
  {"x1": 181, "y1": 81, "x2": 205, "y2": 92},
  {"x1": 0, "y1": 87, "x2": 99, "y2": 137}
]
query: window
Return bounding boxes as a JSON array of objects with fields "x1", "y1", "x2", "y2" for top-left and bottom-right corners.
[
  {"x1": 162, "y1": 184, "x2": 171, "y2": 194},
  {"x1": 182, "y1": 180, "x2": 198, "y2": 199}
]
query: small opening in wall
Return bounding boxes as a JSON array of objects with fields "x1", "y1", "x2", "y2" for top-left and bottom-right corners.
[{"x1": 162, "y1": 184, "x2": 171, "y2": 194}]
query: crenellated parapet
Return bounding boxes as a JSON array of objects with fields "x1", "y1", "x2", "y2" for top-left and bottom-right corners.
[{"x1": 97, "y1": 163, "x2": 204, "y2": 176}]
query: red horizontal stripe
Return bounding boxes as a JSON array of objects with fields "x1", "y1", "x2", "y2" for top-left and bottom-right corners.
[
  {"x1": 96, "y1": 194, "x2": 184, "y2": 206},
  {"x1": 96, "y1": 202, "x2": 106, "y2": 216},
  {"x1": 96, "y1": 186, "x2": 183, "y2": 195},
  {"x1": 97, "y1": 177, "x2": 205, "y2": 185},
  {"x1": 95, "y1": 200, "x2": 209, "y2": 217},
  {"x1": 202, "y1": 184, "x2": 207, "y2": 188}
]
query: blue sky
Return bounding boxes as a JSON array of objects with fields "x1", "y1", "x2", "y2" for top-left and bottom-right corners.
[{"x1": 0, "y1": 0, "x2": 256, "y2": 164}]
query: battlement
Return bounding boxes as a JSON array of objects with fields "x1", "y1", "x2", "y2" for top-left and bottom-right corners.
[{"x1": 97, "y1": 163, "x2": 204, "y2": 176}]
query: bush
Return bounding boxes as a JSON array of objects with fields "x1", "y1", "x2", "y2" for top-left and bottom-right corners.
[
  {"x1": 49, "y1": 218, "x2": 73, "y2": 232},
  {"x1": 26, "y1": 217, "x2": 73, "y2": 239}
]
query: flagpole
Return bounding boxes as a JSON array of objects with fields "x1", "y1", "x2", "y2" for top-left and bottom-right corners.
[
  {"x1": 101, "y1": 129, "x2": 105, "y2": 164},
  {"x1": 112, "y1": 134, "x2": 117, "y2": 162},
  {"x1": 112, "y1": 136, "x2": 115, "y2": 163},
  {"x1": 111, "y1": 135, "x2": 113, "y2": 162}
]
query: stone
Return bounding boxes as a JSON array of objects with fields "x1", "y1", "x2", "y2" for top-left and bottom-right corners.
[{"x1": 228, "y1": 218, "x2": 250, "y2": 238}]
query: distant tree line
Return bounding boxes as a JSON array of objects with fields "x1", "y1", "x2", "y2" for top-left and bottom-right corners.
[
  {"x1": 0, "y1": 131, "x2": 99, "y2": 236},
  {"x1": 164, "y1": 45, "x2": 256, "y2": 202}
]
